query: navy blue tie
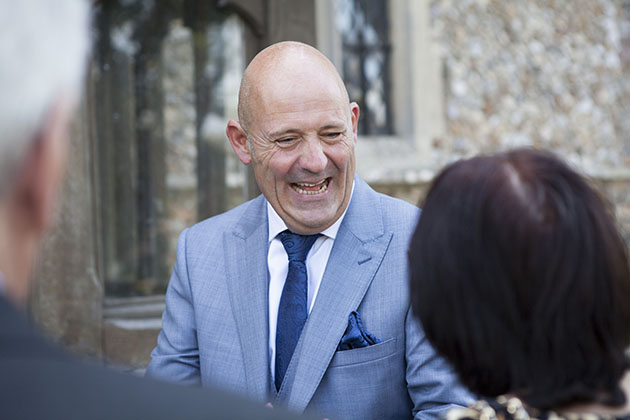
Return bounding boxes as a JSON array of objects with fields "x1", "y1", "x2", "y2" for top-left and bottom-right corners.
[{"x1": 275, "y1": 230, "x2": 320, "y2": 391}]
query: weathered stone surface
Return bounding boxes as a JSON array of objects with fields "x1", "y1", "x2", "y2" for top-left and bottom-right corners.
[{"x1": 429, "y1": 0, "x2": 630, "y2": 174}]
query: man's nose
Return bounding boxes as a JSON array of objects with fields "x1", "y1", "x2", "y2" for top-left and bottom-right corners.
[{"x1": 298, "y1": 138, "x2": 327, "y2": 173}]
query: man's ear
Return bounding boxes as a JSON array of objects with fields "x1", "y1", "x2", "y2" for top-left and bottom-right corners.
[
  {"x1": 350, "y1": 102, "x2": 360, "y2": 144},
  {"x1": 13, "y1": 100, "x2": 71, "y2": 233},
  {"x1": 226, "y1": 120, "x2": 252, "y2": 165}
]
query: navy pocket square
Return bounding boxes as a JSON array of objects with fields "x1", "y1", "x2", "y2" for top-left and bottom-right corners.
[{"x1": 337, "y1": 311, "x2": 382, "y2": 351}]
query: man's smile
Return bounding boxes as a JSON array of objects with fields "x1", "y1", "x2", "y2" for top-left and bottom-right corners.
[{"x1": 290, "y1": 178, "x2": 330, "y2": 195}]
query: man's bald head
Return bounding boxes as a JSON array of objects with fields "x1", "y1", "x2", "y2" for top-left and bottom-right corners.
[{"x1": 237, "y1": 41, "x2": 349, "y2": 133}]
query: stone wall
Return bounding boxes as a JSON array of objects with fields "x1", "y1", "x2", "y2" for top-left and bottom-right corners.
[
  {"x1": 429, "y1": 0, "x2": 630, "y2": 173},
  {"x1": 373, "y1": 0, "x2": 630, "y2": 244}
]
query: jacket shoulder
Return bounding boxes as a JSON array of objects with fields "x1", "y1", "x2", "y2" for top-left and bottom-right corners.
[{"x1": 185, "y1": 195, "x2": 265, "y2": 238}]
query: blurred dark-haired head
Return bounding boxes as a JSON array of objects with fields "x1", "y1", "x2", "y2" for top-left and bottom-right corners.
[{"x1": 409, "y1": 148, "x2": 630, "y2": 410}]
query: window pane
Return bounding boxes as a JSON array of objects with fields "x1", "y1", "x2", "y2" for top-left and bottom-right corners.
[
  {"x1": 336, "y1": 0, "x2": 393, "y2": 135},
  {"x1": 92, "y1": 1, "x2": 246, "y2": 296}
]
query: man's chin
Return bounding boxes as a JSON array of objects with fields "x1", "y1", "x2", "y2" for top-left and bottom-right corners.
[{"x1": 284, "y1": 210, "x2": 340, "y2": 234}]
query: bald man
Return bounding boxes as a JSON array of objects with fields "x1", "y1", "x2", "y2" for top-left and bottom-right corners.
[{"x1": 147, "y1": 42, "x2": 472, "y2": 420}]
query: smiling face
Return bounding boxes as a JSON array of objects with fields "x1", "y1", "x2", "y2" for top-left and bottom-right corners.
[{"x1": 227, "y1": 43, "x2": 359, "y2": 235}]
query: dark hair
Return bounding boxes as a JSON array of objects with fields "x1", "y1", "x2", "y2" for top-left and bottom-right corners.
[{"x1": 409, "y1": 148, "x2": 630, "y2": 410}]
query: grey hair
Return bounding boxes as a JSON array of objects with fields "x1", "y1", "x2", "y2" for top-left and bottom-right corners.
[{"x1": 0, "y1": 0, "x2": 90, "y2": 197}]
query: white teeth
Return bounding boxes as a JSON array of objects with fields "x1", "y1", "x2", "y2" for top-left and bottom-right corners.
[
  {"x1": 296, "y1": 180, "x2": 325, "y2": 187},
  {"x1": 292, "y1": 179, "x2": 329, "y2": 195}
]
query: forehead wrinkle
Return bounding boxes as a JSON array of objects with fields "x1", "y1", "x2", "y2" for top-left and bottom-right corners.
[
  {"x1": 267, "y1": 105, "x2": 347, "y2": 119},
  {"x1": 261, "y1": 98, "x2": 348, "y2": 126},
  {"x1": 263, "y1": 112, "x2": 347, "y2": 135}
]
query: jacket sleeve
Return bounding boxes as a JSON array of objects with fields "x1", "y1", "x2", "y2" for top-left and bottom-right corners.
[
  {"x1": 146, "y1": 228, "x2": 201, "y2": 386},
  {"x1": 405, "y1": 307, "x2": 475, "y2": 420}
]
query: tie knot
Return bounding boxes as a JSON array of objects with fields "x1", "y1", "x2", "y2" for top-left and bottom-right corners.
[{"x1": 278, "y1": 231, "x2": 321, "y2": 262}]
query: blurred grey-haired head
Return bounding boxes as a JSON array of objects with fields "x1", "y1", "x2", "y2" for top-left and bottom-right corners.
[{"x1": 0, "y1": 0, "x2": 90, "y2": 197}]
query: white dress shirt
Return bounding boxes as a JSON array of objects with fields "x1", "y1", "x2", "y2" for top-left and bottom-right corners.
[{"x1": 267, "y1": 184, "x2": 354, "y2": 381}]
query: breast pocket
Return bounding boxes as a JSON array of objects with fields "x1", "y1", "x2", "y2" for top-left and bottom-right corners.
[
  {"x1": 328, "y1": 337, "x2": 397, "y2": 368},
  {"x1": 309, "y1": 336, "x2": 408, "y2": 418}
]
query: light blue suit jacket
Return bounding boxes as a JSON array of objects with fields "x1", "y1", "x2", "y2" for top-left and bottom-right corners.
[{"x1": 147, "y1": 177, "x2": 472, "y2": 419}]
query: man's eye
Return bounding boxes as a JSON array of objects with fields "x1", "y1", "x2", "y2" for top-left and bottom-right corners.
[
  {"x1": 324, "y1": 132, "x2": 342, "y2": 140},
  {"x1": 275, "y1": 137, "x2": 296, "y2": 144}
]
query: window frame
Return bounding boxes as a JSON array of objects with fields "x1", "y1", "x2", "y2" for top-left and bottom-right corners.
[{"x1": 316, "y1": 0, "x2": 446, "y2": 184}]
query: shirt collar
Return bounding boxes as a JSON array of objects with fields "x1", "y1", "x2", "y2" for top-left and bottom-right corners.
[{"x1": 267, "y1": 180, "x2": 355, "y2": 242}]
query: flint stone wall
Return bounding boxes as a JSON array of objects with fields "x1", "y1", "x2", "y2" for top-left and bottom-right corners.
[
  {"x1": 429, "y1": 0, "x2": 630, "y2": 171},
  {"x1": 376, "y1": 0, "x2": 630, "y2": 241}
]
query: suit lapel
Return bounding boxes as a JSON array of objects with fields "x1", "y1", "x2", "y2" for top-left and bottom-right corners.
[
  {"x1": 276, "y1": 178, "x2": 393, "y2": 412},
  {"x1": 224, "y1": 196, "x2": 270, "y2": 401}
]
